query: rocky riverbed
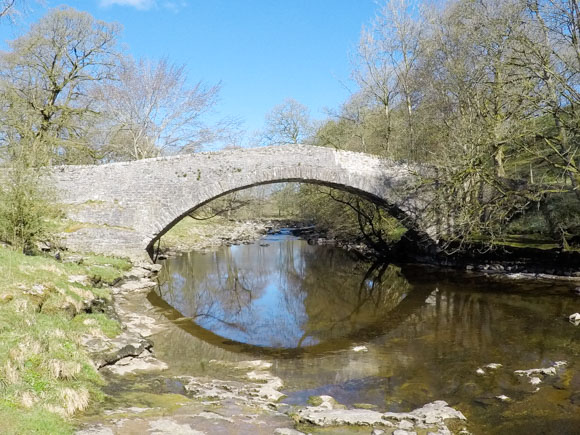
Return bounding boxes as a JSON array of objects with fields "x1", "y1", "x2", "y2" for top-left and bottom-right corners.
[
  {"x1": 73, "y1": 259, "x2": 473, "y2": 435},
  {"x1": 70, "y1": 218, "x2": 580, "y2": 434}
]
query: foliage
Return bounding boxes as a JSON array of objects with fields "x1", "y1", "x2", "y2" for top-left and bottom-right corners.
[
  {"x1": 313, "y1": 0, "x2": 580, "y2": 247},
  {"x1": 0, "y1": 6, "x2": 226, "y2": 165},
  {"x1": 0, "y1": 7, "x2": 121, "y2": 166},
  {"x1": 290, "y1": 184, "x2": 407, "y2": 247},
  {"x1": 0, "y1": 165, "x2": 57, "y2": 252}
]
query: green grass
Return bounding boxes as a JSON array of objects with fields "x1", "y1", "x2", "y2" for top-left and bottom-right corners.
[
  {"x1": 0, "y1": 407, "x2": 74, "y2": 435},
  {"x1": 0, "y1": 246, "x2": 129, "y2": 434}
]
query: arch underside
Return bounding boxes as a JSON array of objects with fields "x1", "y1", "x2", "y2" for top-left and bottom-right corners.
[{"x1": 146, "y1": 177, "x2": 424, "y2": 259}]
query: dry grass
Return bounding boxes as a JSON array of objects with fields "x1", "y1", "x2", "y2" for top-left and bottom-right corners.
[
  {"x1": 2, "y1": 361, "x2": 20, "y2": 385},
  {"x1": 59, "y1": 387, "x2": 91, "y2": 416},
  {"x1": 46, "y1": 359, "x2": 82, "y2": 380},
  {"x1": 20, "y1": 391, "x2": 38, "y2": 408},
  {"x1": 0, "y1": 245, "x2": 129, "y2": 433}
]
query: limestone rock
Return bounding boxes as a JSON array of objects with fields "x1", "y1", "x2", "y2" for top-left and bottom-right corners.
[
  {"x1": 485, "y1": 363, "x2": 502, "y2": 370},
  {"x1": 83, "y1": 330, "x2": 152, "y2": 369},
  {"x1": 119, "y1": 278, "x2": 156, "y2": 293},
  {"x1": 75, "y1": 425, "x2": 114, "y2": 435},
  {"x1": 104, "y1": 349, "x2": 168, "y2": 376},
  {"x1": 297, "y1": 397, "x2": 466, "y2": 433},
  {"x1": 297, "y1": 408, "x2": 389, "y2": 427},
  {"x1": 182, "y1": 368, "x2": 286, "y2": 411},
  {"x1": 246, "y1": 370, "x2": 285, "y2": 401},
  {"x1": 148, "y1": 419, "x2": 204, "y2": 435}
]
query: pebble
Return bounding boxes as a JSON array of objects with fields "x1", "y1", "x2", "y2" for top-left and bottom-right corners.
[{"x1": 485, "y1": 363, "x2": 502, "y2": 370}]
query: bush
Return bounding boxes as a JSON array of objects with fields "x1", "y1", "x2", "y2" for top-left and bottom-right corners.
[
  {"x1": 0, "y1": 168, "x2": 56, "y2": 253},
  {"x1": 507, "y1": 193, "x2": 580, "y2": 239}
]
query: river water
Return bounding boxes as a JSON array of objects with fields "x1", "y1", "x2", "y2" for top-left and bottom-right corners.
[{"x1": 152, "y1": 234, "x2": 580, "y2": 434}]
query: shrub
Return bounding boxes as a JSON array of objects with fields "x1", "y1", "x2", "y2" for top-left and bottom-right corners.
[{"x1": 0, "y1": 168, "x2": 56, "y2": 253}]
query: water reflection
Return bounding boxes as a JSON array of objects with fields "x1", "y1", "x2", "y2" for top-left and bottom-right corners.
[
  {"x1": 154, "y1": 237, "x2": 420, "y2": 350},
  {"x1": 149, "y1": 239, "x2": 580, "y2": 433}
]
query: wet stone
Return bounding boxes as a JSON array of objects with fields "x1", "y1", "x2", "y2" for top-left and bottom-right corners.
[
  {"x1": 76, "y1": 425, "x2": 114, "y2": 435},
  {"x1": 103, "y1": 349, "x2": 169, "y2": 376},
  {"x1": 570, "y1": 392, "x2": 580, "y2": 405},
  {"x1": 148, "y1": 419, "x2": 204, "y2": 435}
]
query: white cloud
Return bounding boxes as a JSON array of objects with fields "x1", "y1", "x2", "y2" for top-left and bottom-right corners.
[
  {"x1": 99, "y1": 0, "x2": 156, "y2": 10},
  {"x1": 163, "y1": 1, "x2": 187, "y2": 13}
]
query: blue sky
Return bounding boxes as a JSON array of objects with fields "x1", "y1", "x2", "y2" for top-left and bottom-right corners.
[{"x1": 0, "y1": 0, "x2": 378, "y2": 143}]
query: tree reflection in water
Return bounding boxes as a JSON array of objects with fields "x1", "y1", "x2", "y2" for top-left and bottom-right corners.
[
  {"x1": 154, "y1": 238, "x2": 413, "y2": 349},
  {"x1": 151, "y1": 243, "x2": 580, "y2": 430}
]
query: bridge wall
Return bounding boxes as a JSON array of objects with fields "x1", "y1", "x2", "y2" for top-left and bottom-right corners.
[{"x1": 48, "y1": 145, "x2": 434, "y2": 260}]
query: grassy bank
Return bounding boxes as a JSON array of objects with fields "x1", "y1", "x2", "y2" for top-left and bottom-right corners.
[
  {"x1": 158, "y1": 216, "x2": 271, "y2": 254},
  {"x1": 0, "y1": 246, "x2": 130, "y2": 434}
]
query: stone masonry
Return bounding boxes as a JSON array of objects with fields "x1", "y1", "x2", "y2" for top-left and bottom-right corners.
[{"x1": 47, "y1": 145, "x2": 435, "y2": 260}]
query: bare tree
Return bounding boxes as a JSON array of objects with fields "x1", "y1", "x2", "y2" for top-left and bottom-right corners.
[
  {"x1": 0, "y1": 0, "x2": 25, "y2": 22},
  {"x1": 0, "y1": 0, "x2": 16, "y2": 18},
  {"x1": 1, "y1": 1, "x2": 44, "y2": 24},
  {"x1": 352, "y1": 0, "x2": 424, "y2": 158},
  {"x1": 261, "y1": 98, "x2": 312, "y2": 145},
  {"x1": 92, "y1": 57, "x2": 221, "y2": 160},
  {"x1": 513, "y1": 0, "x2": 580, "y2": 198}
]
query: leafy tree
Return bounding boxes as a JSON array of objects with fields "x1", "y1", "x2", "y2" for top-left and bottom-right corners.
[
  {"x1": 0, "y1": 7, "x2": 121, "y2": 166},
  {"x1": 312, "y1": 0, "x2": 580, "y2": 247}
]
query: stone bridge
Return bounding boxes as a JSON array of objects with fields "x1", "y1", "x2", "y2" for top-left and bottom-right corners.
[{"x1": 49, "y1": 145, "x2": 436, "y2": 260}]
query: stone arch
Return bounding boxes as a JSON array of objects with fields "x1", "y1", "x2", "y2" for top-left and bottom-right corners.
[
  {"x1": 49, "y1": 145, "x2": 434, "y2": 260},
  {"x1": 145, "y1": 177, "x2": 422, "y2": 259}
]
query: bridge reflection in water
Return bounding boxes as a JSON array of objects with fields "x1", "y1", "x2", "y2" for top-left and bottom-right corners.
[
  {"x1": 148, "y1": 236, "x2": 580, "y2": 432},
  {"x1": 150, "y1": 235, "x2": 427, "y2": 355}
]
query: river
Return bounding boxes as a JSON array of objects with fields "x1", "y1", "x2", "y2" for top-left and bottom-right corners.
[{"x1": 149, "y1": 233, "x2": 580, "y2": 434}]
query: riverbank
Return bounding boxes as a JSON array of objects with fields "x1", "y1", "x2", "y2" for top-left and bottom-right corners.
[
  {"x1": 98, "y1": 230, "x2": 580, "y2": 434},
  {"x1": 155, "y1": 217, "x2": 314, "y2": 258},
  {"x1": 0, "y1": 246, "x2": 131, "y2": 434}
]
